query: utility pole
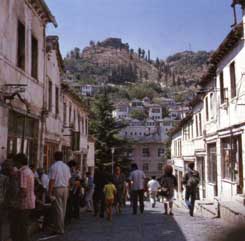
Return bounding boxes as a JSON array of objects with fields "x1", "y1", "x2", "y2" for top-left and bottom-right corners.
[{"x1": 111, "y1": 147, "x2": 115, "y2": 175}]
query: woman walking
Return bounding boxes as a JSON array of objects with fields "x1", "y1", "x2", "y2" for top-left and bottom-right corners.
[{"x1": 160, "y1": 165, "x2": 177, "y2": 216}]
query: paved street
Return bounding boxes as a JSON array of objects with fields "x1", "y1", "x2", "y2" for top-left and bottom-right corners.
[{"x1": 43, "y1": 202, "x2": 227, "y2": 241}]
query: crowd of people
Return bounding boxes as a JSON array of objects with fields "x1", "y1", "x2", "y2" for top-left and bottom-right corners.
[{"x1": 0, "y1": 151, "x2": 200, "y2": 241}]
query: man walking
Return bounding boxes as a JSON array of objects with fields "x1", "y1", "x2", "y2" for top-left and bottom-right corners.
[
  {"x1": 49, "y1": 151, "x2": 71, "y2": 234},
  {"x1": 16, "y1": 153, "x2": 36, "y2": 241},
  {"x1": 147, "y1": 176, "x2": 160, "y2": 208},
  {"x1": 129, "y1": 163, "x2": 146, "y2": 215},
  {"x1": 182, "y1": 162, "x2": 200, "y2": 217}
]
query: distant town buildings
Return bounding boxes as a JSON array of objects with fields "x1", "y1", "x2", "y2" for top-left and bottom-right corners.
[{"x1": 113, "y1": 98, "x2": 174, "y2": 177}]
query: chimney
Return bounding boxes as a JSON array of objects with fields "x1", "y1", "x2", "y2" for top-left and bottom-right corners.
[{"x1": 231, "y1": 0, "x2": 245, "y2": 37}]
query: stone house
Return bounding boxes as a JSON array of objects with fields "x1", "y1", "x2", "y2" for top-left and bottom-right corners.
[
  {"x1": 61, "y1": 83, "x2": 90, "y2": 175},
  {"x1": 0, "y1": 0, "x2": 93, "y2": 174},
  {"x1": 0, "y1": 0, "x2": 57, "y2": 164},
  {"x1": 171, "y1": 1, "x2": 245, "y2": 220}
]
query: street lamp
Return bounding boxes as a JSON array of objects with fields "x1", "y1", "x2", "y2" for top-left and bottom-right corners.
[{"x1": 111, "y1": 147, "x2": 115, "y2": 175}]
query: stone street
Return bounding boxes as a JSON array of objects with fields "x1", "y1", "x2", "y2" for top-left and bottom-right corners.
[{"x1": 42, "y1": 202, "x2": 228, "y2": 241}]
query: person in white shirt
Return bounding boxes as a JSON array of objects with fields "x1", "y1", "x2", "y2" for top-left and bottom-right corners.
[
  {"x1": 49, "y1": 152, "x2": 71, "y2": 234},
  {"x1": 129, "y1": 163, "x2": 146, "y2": 215},
  {"x1": 147, "y1": 176, "x2": 160, "y2": 208}
]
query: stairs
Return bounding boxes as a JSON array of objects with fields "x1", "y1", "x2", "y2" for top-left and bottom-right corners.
[{"x1": 196, "y1": 200, "x2": 218, "y2": 218}]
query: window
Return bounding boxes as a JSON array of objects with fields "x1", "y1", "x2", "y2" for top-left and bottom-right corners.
[
  {"x1": 158, "y1": 163, "x2": 163, "y2": 171},
  {"x1": 158, "y1": 148, "x2": 165, "y2": 157},
  {"x1": 230, "y1": 62, "x2": 236, "y2": 98},
  {"x1": 142, "y1": 148, "x2": 150, "y2": 157},
  {"x1": 195, "y1": 115, "x2": 199, "y2": 137},
  {"x1": 205, "y1": 97, "x2": 209, "y2": 121},
  {"x1": 220, "y1": 72, "x2": 225, "y2": 104},
  {"x1": 81, "y1": 116, "x2": 84, "y2": 134},
  {"x1": 199, "y1": 113, "x2": 202, "y2": 136},
  {"x1": 210, "y1": 93, "x2": 214, "y2": 118},
  {"x1": 48, "y1": 81, "x2": 52, "y2": 112},
  {"x1": 207, "y1": 143, "x2": 217, "y2": 184},
  {"x1": 69, "y1": 104, "x2": 72, "y2": 125},
  {"x1": 85, "y1": 118, "x2": 88, "y2": 135},
  {"x1": 17, "y1": 21, "x2": 25, "y2": 70},
  {"x1": 221, "y1": 136, "x2": 241, "y2": 181},
  {"x1": 73, "y1": 110, "x2": 76, "y2": 126},
  {"x1": 143, "y1": 163, "x2": 149, "y2": 171},
  {"x1": 31, "y1": 35, "x2": 38, "y2": 79},
  {"x1": 55, "y1": 87, "x2": 59, "y2": 115},
  {"x1": 77, "y1": 113, "x2": 81, "y2": 132},
  {"x1": 63, "y1": 102, "x2": 67, "y2": 126},
  {"x1": 127, "y1": 149, "x2": 133, "y2": 158}
]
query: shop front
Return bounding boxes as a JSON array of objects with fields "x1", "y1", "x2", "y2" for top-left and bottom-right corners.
[{"x1": 7, "y1": 110, "x2": 39, "y2": 165}]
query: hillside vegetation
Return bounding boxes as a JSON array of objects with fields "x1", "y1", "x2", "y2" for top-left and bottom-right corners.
[{"x1": 64, "y1": 38, "x2": 211, "y2": 102}]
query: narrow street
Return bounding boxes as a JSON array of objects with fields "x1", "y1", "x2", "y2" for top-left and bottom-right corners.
[{"x1": 46, "y1": 202, "x2": 227, "y2": 241}]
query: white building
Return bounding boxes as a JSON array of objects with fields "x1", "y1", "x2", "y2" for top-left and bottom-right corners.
[
  {"x1": 0, "y1": 0, "x2": 94, "y2": 174},
  {"x1": 113, "y1": 102, "x2": 129, "y2": 119},
  {"x1": 147, "y1": 104, "x2": 162, "y2": 120},
  {"x1": 0, "y1": 0, "x2": 57, "y2": 164},
  {"x1": 171, "y1": 1, "x2": 245, "y2": 221},
  {"x1": 81, "y1": 84, "x2": 98, "y2": 97}
]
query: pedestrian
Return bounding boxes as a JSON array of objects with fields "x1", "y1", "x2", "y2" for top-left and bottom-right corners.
[
  {"x1": 4, "y1": 161, "x2": 20, "y2": 241},
  {"x1": 48, "y1": 151, "x2": 71, "y2": 234},
  {"x1": 0, "y1": 162, "x2": 8, "y2": 241},
  {"x1": 93, "y1": 165, "x2": 107, "y2": 218},
  {"x1": 160, "y1": 165, "x2": 177, "y2": 216},
  {"x1": 113, "y1": 166, "x2": 126, "y2": 214},
  {"x1": 147, "y1": 176, "x2": 160, "y2": 208},
  {"x1": 37, "y1": 168, "x2": 49, "y2": 192},
  {"x1": 71, "y1": 169, "x2": 81, "y2": 219},
  {"x1": 182, "y1": 162, "x2": 200, "y2": 217},
  {"x1": 104, "y1": 176, "x2": 117, "y2": 221},
  {"x1": 85, "y1": 172, "x2": 94, "y2": 212},
  {"x1": 129, "y1": 163, "x2": 146, "y2": 215},
  {"x1": 15, "y1": 153, "x2": 36, "y2": 241}
]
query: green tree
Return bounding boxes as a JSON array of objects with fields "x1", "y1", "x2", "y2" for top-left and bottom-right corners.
[
  {"x1": 74, "y1": 47, "x2": 80, "y2": 59},
  {"x1": 141, "y1": 49, "x2": 145, "y2": 59},
  {"x1": 130, "y1": 109, "x2": 147, "y2": 120},
  {"x1": 138, "y1": 48, "x2": 141, "y2": 58},
  {"x1": 89, "y1": 91, "x2": 127, "y2": 166}
]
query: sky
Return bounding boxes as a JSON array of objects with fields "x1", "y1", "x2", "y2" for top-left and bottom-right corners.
[{"x1": 45, "y1": 0, "x2": 241, "y2": 59}]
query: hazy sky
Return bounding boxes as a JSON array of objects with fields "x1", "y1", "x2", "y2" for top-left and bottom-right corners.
[{"x1": 45, "y1": 0, "x2": 240, "y2": 59}]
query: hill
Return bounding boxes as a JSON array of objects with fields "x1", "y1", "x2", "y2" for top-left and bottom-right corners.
[{"x1": 64, "y1": 38, "x2": 211, "y2": 101}]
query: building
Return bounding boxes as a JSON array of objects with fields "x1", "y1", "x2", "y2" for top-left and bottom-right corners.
[
  {"x1": 171, "y1": 1, "x2": 245, "y2": 220},
  {"x1": 112, "y1": 102, "x2": 129, "y2": 119},
  {"x1": 0, "y1": 0, "x2": 57, "y2": 164},
  {"x1": 0, "y1": 0, "x2": 93, "y2": 174},
  {"x1": 147, "y1": 104, "x2": 162, "y2": 120},
  {"x1": 61, "y1": 82, "x2": 90, "y2": 175},
  {"x1": 80, "y1": 84, "x2": 98, "y2": 97}
]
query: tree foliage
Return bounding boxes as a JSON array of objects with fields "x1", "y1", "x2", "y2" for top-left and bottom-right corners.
[
  {"x1": 129, "y1": 109, "x2": 147, "y2": 121},
  {"x1": 89, "y1": 91, "x2": 129, "y2": 166}
]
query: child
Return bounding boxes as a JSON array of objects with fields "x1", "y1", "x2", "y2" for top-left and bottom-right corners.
[{"x1": 104, "y1": 176, "x2": 117, "y2": 221}]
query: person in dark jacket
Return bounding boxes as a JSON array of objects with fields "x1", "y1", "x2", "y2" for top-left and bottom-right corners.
[
  {"x1": 160, "y1": 165, "x2": 177, "y2": 215},
  {"x1": 93, "y1": 165, "x2": 107, "y2": 218},
  {"x1": 182, "y1": 162, "x2": 200, "y2": 217}
]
